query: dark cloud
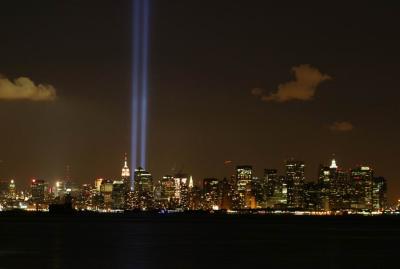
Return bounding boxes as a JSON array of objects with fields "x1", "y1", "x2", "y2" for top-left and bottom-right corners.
[
  {"x1": 251, "y1": 88, "x2": 264, "y2": 96},
  {"x1": 253, "y1": 65, "x2": 331, "y2": 103},
  {"x1": 329, "y1": 121, "x2": 354, "y2": 132}
]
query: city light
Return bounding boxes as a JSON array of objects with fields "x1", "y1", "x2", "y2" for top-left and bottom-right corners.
[{"x1": 0, "y1": 156, "x2": 392, "y2": 214}]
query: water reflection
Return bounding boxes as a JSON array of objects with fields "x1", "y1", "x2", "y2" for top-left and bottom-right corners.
[{"x1": 0, "y1": 215, "x2": 398, "y2": 269}]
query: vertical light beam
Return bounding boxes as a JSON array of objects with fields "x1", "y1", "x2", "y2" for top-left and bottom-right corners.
[
  {"x1": 131, "y1": 0, "x2": 141, "y2": 176},
  {"x1": 140, "y1": 0, "x2": 150, "y2": 169},
  {"x1": 131, "y1": 0, "x2": 151, "y2": 189}
]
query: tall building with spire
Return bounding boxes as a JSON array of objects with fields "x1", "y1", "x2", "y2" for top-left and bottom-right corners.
[
  {"x1": 330, "y1": 158, "x2": 338, "y2": 169},
  {"x1": 319, "y1": 156, "x2": 351, "y2": 210},
  {"x1": 121, "y1": 154, "x2": 131, "y2": 191}
]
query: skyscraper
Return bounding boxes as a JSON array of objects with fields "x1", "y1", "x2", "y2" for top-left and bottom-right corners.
[
  {"x1": 54, "y1": 181, "x2": 66, "y2": 199},
  {"x1": 350, "y1": 166, "x2": 374, "y2": 210},
  {"x1": 318, "y1": 164, "x2": 331, "y2": 210},
  {"x1": 158, "y1": 175, "x2": 176, "y2": 208},
  {"x1": 317, "y1": 158, "x2": 352, "y2": 211},
  {"x1": 100, "y1": 179, "x2": 114, "y2": 209},
  {"x1": 285, "y1": 159, "x2": 305, "y2": 209},
  {"x1": 8, "y1": 179, "x2": 16, "y2": 199},
  {"x1": 372, "y1": 176, "x2": 387, "y2": 211},
  {"x1": 203, "y1": 178, "x2": 220, "y2": 210},
  {"x1": 173, "y1": 173, "x2": 191, "y2": 209},
  {"x1": 303, "y1": 182, "x2": 320, "y2": 211},
  {"x1": 30, "y1": 179, "x2": 48, "y2": 204},
  {"x1": 134, "y1": 167, "x2": 153, "y2": 193},
  {"x1": 220, "y1": 177, "x2": 234, "y2": 210},
  {"x1": 262, "y1": 169, "x2": 287, "y2": 209},
  {"x1": 134, "y1": 167, "x2": 153, "y2": 209},
  {"x1": 235, "y1": 165, "x2": 255, "y2": 209},
  {"x1": 121, "y1": 154, "x2": 131, "y2": 192},
  {"x1": 112, "y1": 180, "x2": 125, "y2": 210},
  {"x1": 76, "y1": 184, "x2": 93, "y2": 210}
]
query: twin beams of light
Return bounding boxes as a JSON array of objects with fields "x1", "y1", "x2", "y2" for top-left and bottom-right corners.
[{"x1": 131, "y1": 0, "x2": 150, "y2": 184}]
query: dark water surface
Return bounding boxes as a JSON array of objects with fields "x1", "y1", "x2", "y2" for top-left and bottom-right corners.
[{"x1": 0, "y1": 214, "x2": 398, "y2": 269}]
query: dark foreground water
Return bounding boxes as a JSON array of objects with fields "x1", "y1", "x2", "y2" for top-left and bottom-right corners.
[{"x1": 0, "y1": 213, "x2": 398, "y2": 269}]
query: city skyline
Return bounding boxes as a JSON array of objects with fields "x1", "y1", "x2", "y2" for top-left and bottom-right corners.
[
  {"x1": 0, "y1": 152, "x2": 395, "y2": 204},
  {"x1": 1, "y1": 2, "x2": 400, "y2": 203},
  {"x1": 0, "y1": 153, "x2": 389, "y2": 214},
  {"x1": 1, "y1": 2, "x2": 400, "y2": 268},
  {"x1": 0, "y1": 154, "x2": 390, "y2": 205},
  {"x1": 0, "y1": 153, "x2": 387, "y2": 185}
]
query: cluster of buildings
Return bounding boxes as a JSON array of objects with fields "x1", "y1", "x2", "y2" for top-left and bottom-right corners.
[{"x1": 0, "y1": 156, "x2": 390, "y2": 214}]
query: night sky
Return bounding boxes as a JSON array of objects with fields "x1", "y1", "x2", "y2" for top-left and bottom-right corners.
[{"x1": 0, "y1": 1, "x2": 399, "y2": 202}]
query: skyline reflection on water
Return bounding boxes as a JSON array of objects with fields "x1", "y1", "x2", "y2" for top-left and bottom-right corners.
[{"x1": 0, "y1": 214, "x2": 398, "y2": 269}]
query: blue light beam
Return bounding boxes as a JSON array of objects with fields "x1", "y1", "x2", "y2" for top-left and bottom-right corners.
[
  {"x1": 131, "y1": 0, "x2": 151, "y2": 188},
  {"x1": 131, "y1": 0, "x2": 141, "y2": 175},
  {"x1": 140, "y1": 0, "x2": 150, "y2": 169}
]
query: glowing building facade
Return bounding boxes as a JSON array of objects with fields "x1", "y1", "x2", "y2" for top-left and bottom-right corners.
[
  {"x1": 350, "y1": 166, "x2": 374, "y2": 209},
  {"x1": 203, "y1": 178, "x2": 220, "y2": 210},
  {"x1": 173, "y1": 173, "x2": 191, "y2": 209},
  {"x1": 285, "y1": 160, "x2": 305, "y2": 209},
  {"x1": 30, "y1": 179, "x2": 48, "y2": 204},
  {"x1": 112, "y1": 180, "x2": 125, "y2": 209},
  {"x1": 262, "y1": 169, "x2": 287, "y2": 209},
  {"x1": 121, "y1": 154, "x2": 131, "y2": 192},
  {"x1": 235, "y1": 166, "x2": 255, "y2": 209},
  {"x1": 372, "y1": 177, "x2": 387, "y2": 211},
  {"x1": 134, "y1": 167, "x2": 153, "y2": 209}
]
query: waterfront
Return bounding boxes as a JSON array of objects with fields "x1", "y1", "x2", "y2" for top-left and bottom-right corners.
[{"x1": 0, "y1": 214, "x2": 398, "y2": 269}]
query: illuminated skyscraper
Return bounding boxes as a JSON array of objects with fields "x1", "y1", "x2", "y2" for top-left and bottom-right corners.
[
  {"x1": 331, "y1": 160, "x2": 351, "y2": 210},
  {"x1": 337, "y1": 169, "x2": 351, "y2": 209},
  {"x1": 318, "y1": 158, "x2": 350, "y2": 211},
  {"x1": 112, "y1": 180, "x2": 125, "y2": 210},
  {"x1": 92, "y1": 178, "x2": 104, "y2": 210},
  {"x1": 372, "y1": 176, "x2": 387, "y2": 211},
  {"x1": 174, "y1": 173, "x2": 191, "y2": 209},
  {"x1": 235, "y1": 165, "x2": 255, "y2": 209},
  {"x1": 100, "y1": 179, "x2": 114, "y2": 209},
  {"x1": 134, "y1": 167, "x2": 153, "y2": 209},
  {"x1": 76, "y1": 184, "x2": 93, "y2": 210},
  {"x1": 252, "y1": 175, "x2": 264, "y2": 207},
  {"x1": 264, "y1": 169, "x2": 278, "y2": 199},
  {"x1": 8, "y1": 179, "x2": 16, "y2": 199},
  {"x1": 328, "y1": 158, "x2": 341, "y2": 210},
  {"x1": 161, "y1": 175, "x2": 175, "y2": 200},
  {"x1": 203, "y1": 178, "x2": 220, "y2": 210},
  {"x1": 318, "y1": 164, "x2": 332, "y2": 211},
  {"x1": 95, "y1": 178, "x2": 103, "y2": 192},
  {"x1": 134, "y1": 167, "x2": 153, "y2": 194},
  {"x1": 262, "y1": 169, "x2": 287, "y2": 209},
  {"x1": 159, "y1": 175, "x2": 176, "y2": 206},
  {"x1": 121, "y1": 154, "x2": 131, "y2": 191},
  {"x1": 350, "y1": 166, "x2": 374, "y2": 210},
  {"x1": 30, "y1": 179, "x2": 48, "y2": 204},
  {"x1": 54, "y1": 181, "x2": 66, "y2": 199},
  {"x1": 303, "y1": 182, "x2": 320, "y2": 211},
  {"x1": 220, "y1": 177, "x2": 234, "y2": 210},
  {"x1": 285, "y1": 159, "x2": 305, "y2": 209}
]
